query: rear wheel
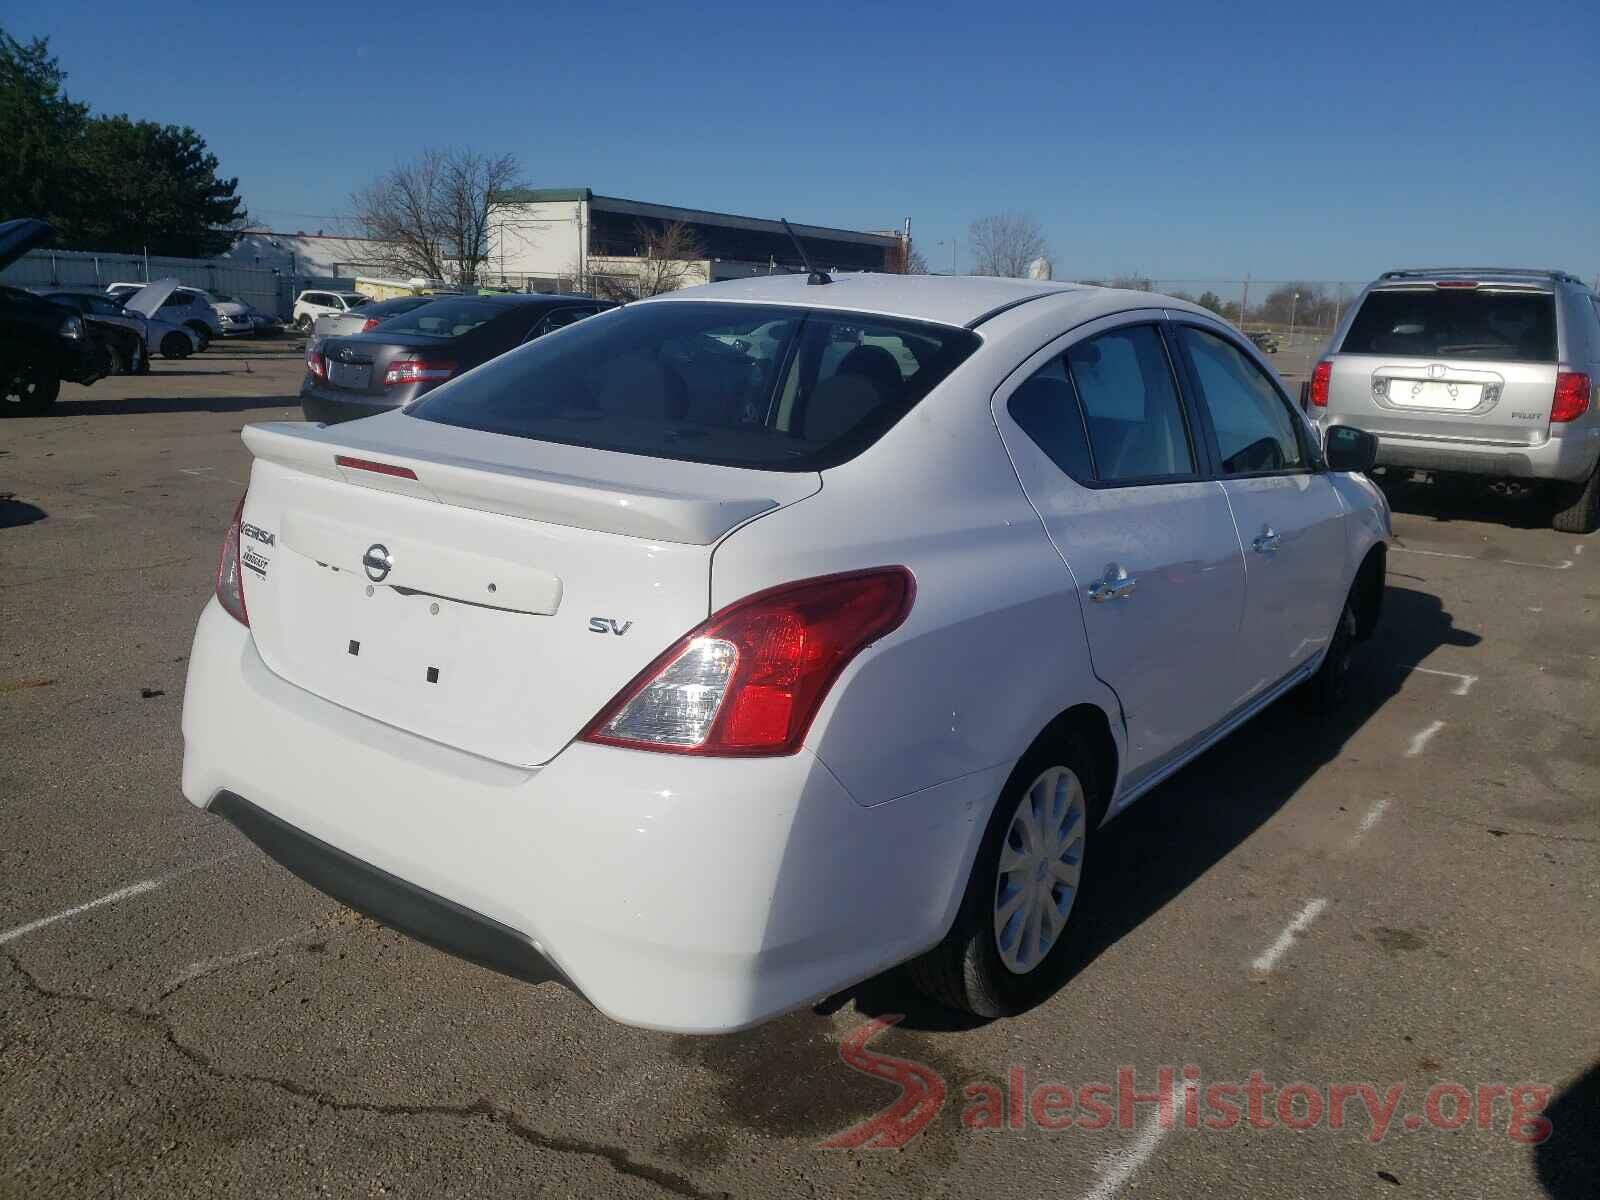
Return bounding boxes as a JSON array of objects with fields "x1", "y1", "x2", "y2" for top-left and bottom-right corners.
[
  {"x1": 1301, "y1": 595, "x2": 1357, "y2": 714},
  {"x1": 160, "y1": 332, "x2": 191, "y2": 360},
  {"x1": 909, "y1": 736, "x2": 1100, "y2": 1017},
  {"x1": 295, "y1": 313, "x2": 313, "y2": 332},
  {"x1": 1551, "y1": 464, "x2": 1600, "y2": 535},
  {"x1": 2, "y1": 361, "x2": 61, "y2": 416}
]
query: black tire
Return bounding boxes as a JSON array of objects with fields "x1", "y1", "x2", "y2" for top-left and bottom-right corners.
[
  {"x1": 295, "y1": 313, "x2": 313, "y2": 331},
  {"x1": 160, "y1": 333, "x2": 191, "y2": 360},
  {"x1": 1552, "y1": 465, "x2": 1600, "y2": 535},
  {"x1": 1301, "y1": 595, "x2": 1357, "y2": 714},
  {"x1": 1, "y1": 362, "x2": 61, "y2": 416},
  {"x1": 909, "y1": 733, "x2": 1102, "y2": 1018}
]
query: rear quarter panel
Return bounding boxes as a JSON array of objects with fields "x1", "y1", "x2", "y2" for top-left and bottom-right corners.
[{"x1": 709, "y1": 348, "x2": 1122, "y2": 810}]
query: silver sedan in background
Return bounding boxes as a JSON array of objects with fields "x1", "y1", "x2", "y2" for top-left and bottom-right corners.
[{"x1": 311, "y1": 294, "x2": 443, "y2": 340}]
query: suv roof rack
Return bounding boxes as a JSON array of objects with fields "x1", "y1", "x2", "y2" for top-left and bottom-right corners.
[{"x1": 1379, "y1": 267, "x2": 1584, "y2": 286}]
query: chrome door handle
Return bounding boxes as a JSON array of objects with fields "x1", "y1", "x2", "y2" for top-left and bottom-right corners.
[
  {"x1": 1251, "y1": 529, "x2": 1282, "y2": 554},
  {"x1": 1088, "y1": 570, "x2": 1137, "y2": 603}
]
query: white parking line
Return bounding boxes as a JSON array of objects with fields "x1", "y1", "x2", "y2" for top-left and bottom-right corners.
[
  {"x1": 1080, "y1": 1109, "x2": 1170, "y2": 1200},
  {"x1": 1251, "y1": 899, "x2": 1329, "y2": 973},
  {"x1": 1406, "y1": 666, "x2": 1477, "y2": 695},
  {"x1": 1392, "y1": 546, "x2": 1572, "y2": 571},
  {"x1": 1406, "y1": 720, "x2": 1446, "y2": 757},
  {"x1": 161, "y1": 927, "x2": 311, "y2": 996},
  {"x1": 0, "y1": 853, "x2": 238, "y2": 945}
]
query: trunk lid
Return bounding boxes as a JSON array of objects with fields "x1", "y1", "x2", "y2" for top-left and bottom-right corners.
[
  {"x1": 236, "y1": 414, "x2": 819, "y2": 766},
  {"x1": 1328, "y1": 284, "x2": 1562, "y2": 444},
  {"x1": 317, "y1": 334, "x2": 443, "y2": 399}
]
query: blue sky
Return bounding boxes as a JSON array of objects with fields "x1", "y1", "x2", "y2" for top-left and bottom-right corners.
[{"x1": 15, "y1": 0, "x2": 1598, "y2": 284}]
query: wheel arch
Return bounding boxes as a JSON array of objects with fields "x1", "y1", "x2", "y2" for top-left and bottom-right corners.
[{"x1": 1021, "y1": 702, "x2": 1120, "y2": 827}]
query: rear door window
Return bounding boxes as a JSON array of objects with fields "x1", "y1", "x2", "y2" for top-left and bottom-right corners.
[
  {"x1": 410, "y1": 301, "x2": 980, "y2": 470},
  {"x1": 1064, "y1": 324, "x2": 1196, "y2": 482},
  {"x1": 1175, "y1": 326, "x2": 1305, "y2": 475},
  {"x1": 1341, "y1": 289, "x2": 1556, "y2": 362}
]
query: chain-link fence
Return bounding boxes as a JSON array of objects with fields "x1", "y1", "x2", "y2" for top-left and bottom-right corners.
[{"x1": 1091, "y1": 278, "x2": 1363, "y2": 343}]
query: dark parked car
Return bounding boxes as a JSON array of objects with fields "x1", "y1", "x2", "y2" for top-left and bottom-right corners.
[
  {"x1": 302, "y1": 293, "x2": 614, "y2": 423},
  {"x1": 35, "y1": 290, "x2": 150, "y2": 375},
  {"x1": 1, "y1": 219, "x2": 107, "y2": 415}
]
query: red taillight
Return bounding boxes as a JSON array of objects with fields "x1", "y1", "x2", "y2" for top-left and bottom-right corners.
[
  {"x1": 215, "y1": 495, "x2": 249, "y2": 626},
  {"x1": 360, "y1": 317, "x2": 380, "y2": 332},
  {"x1": 384, "y1": 358, "x2": 456, "y2": 387},
  {"x1": 1308, "y1": 359, "x2": 1332, "y2": 408},
  {"x1": 334, "y1": 454, "x2": 418, "y2": 480},
  {"x1": 580, "y1": 567, "x2": 916, "y2": 756},
  {"x1": 1552, "y1": 372, "x2": 1591, "y2": 423},
  {"x1": 305, "y1": 345, "x2": 325, "y2": 379}
]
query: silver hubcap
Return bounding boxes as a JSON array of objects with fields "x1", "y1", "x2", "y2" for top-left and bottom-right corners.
[{"x1": 993, "y1": 766, "x2": 1086, "y2": 975}]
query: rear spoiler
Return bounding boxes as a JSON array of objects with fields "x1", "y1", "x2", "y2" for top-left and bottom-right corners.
[{"x1": 241, "y1": 422, "x2": 783, "y2": 545}]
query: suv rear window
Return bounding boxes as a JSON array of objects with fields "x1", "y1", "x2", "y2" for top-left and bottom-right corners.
[
  {"x1": 380, "y1": 298, "x2": 502, "y2": 338},
  {"x1": 1341, "y1": 288, "x2": 1556, "y2": 362},
  {"x1": 409, "y1": 301, "x2": 981, "y2": 471}
]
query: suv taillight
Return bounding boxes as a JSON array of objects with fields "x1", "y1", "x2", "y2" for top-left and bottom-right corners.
[
  {"x1": 360, "y1": 317, "x2": 380, "y2": 332},
  {"x1": 306, "y1": 345, "x2": 325, "y2": 379},
  {"x1": 385, "y1": 358, "x2": 456, "y2": 387},
  {"x1": 580, "y1": 568, "x2": 915, "y2": 756},
  {"x1": 1552, "y1": 372, "x2": 1591, "y2": 423},
  {"x1": 215, "y1": 496, "x2": 249, "y2": 626},
  {"x1": 1308, "y1": 360, "x2": 1332, "y2": 408}
]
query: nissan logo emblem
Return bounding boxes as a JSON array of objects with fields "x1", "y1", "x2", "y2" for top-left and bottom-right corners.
[{"x1": 363, "y1": 543, "x2": 393, "y2": 583}]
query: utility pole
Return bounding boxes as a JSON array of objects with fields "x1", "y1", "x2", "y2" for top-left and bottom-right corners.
[
  {"x1": 1240, "y1": 274, "x2": 1250, "y2": 330},
  {"x1": 1288, "y1": 291, "x2": 1301, "y2": 346}
]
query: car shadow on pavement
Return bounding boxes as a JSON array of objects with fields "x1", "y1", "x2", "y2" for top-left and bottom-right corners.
[
  {"x1": 49, "y1": 396, "x2": 300, "y2": 417},
  {"x1": 1535, "y1": 1060, "x2": 1598, "y2": 1199},
  {"x1": 1379, "y1": 474, "x2": 1553, "y2": 531},
  {"x1": 0, "y1": 496, "x2": 48, "y2": 529},
  {"x1": 844, "y1": 583, "x2": 1482, "y2": 1032}
]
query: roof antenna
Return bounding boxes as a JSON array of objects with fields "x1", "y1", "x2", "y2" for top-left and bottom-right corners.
[{"x1": 780, "y1": 218, "x2": 831, "y2": 285}]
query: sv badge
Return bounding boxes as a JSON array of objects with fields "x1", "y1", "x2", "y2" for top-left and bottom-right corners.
[{"x1": 588, "y1": 617, "x2": 633, "y2": 636}]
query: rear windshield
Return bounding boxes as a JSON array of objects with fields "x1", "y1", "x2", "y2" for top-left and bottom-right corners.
[
  {"x1": 339, "y1": 294, "x2": 369, "y2": 308},
  {"x1": 408, "y1": 301, "x2": 981, "y2": 471},
  {"x1": 1341, "y1": 288, "x2": 1557, "y2": 362},
  {"x1": 379, "y1": 298, "x2": 503, "y2": 338}
]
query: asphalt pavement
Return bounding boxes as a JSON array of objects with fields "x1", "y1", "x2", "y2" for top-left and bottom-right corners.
[{"x1": 1, "y1": 346, "x2": 1595, "y2": 1199}]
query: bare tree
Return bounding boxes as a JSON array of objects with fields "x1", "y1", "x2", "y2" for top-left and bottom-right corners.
[
  {"x1": 1109, "y1": 273, "x2": 1155, "y2": 292},
  {"x1": 884, "y1": 237, "x2": 929, "y2": 274},
  {"x1": 350, "y1": 148, "x2": 522, "y2": 287},
  {"x1": 589, "y1": 221, "x2": 707, "y2": 302},
  {"x1": 967, "y1": 213, "x2": 1050, "y2": 278}
]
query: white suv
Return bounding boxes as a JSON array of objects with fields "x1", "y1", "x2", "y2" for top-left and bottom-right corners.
[
  {"x1": 182, "y1": 275, "x2": 1389, "y2": 1032},
  {"x1": 293, "y1": 290, "x2": 369, "y2": 331}
]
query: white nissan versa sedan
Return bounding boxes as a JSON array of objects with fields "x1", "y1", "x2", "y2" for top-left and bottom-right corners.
[{"x1": 181, "y1": 273, "x2": 1390, "y2": 1033}]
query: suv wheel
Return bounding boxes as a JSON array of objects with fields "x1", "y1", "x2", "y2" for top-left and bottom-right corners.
[
  {"x1": 1552, "y1": 465, "x2": 1600, "y2": 535},
  {"x1": 2, "y1": 362, "x2": 61, "y2": 416},
  {"x1": 909, "y1": 736, "x2": 1100, "y2": 1017},
  {"x1": 160, "y1": 332, "x2": 191, "y2": 360},
  {"x1": 295, "y1": 313, "x2": 313, "y2": 331}
]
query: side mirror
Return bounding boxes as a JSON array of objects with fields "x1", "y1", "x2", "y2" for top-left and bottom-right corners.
[{"x1": 1325, "y1": 425, "x2": 1378, "y2": 473}]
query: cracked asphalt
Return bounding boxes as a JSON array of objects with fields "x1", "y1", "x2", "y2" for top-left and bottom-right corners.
[{"x1": 1, "y1": 345, "x2": 1596, "y2": 1199}]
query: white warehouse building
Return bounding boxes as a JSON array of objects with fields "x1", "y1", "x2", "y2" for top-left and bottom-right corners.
[{"x1": 486, "y1": 188, "x2": 904, "y2": 292}]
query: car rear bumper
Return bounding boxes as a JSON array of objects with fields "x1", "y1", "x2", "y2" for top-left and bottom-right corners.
[
  {"x1": 300, "y1": 379, "x2": 405, "y2": 424},
  {"x1": 1319, "y1": 418, "x2": 1600, "y2": 483},
  {"x1": 180, "y1": 599, "x2": 992, "y2": 1032}
]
